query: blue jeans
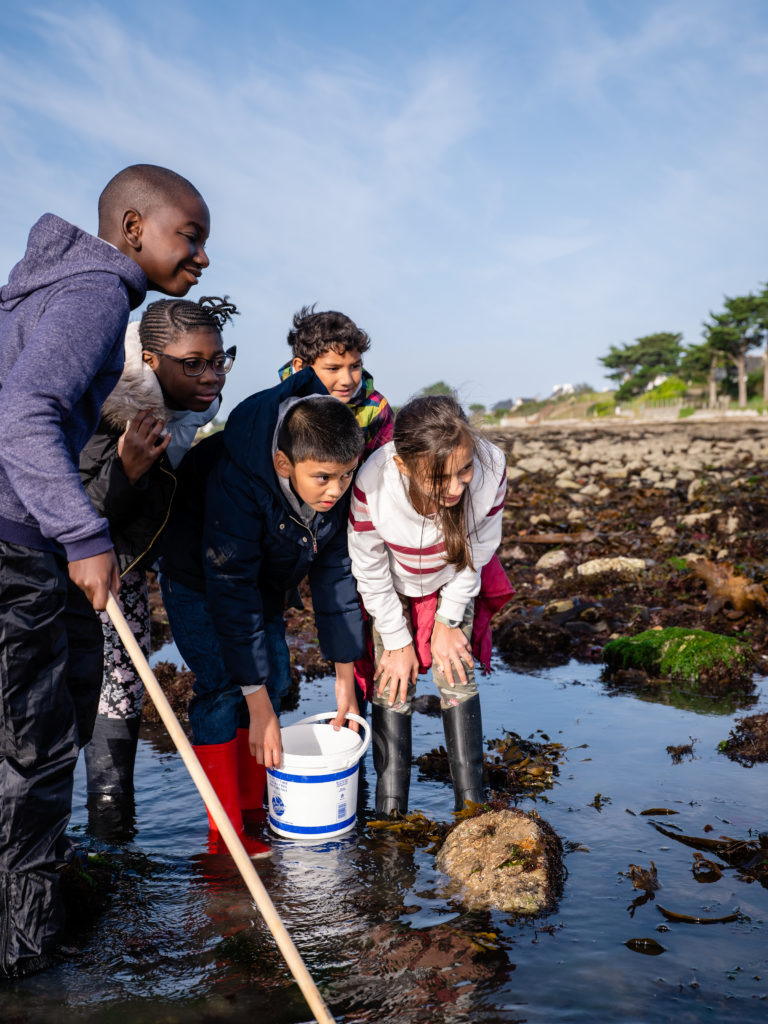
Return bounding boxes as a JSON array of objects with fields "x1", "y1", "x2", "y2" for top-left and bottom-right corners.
[{"x1": 159, "y1": 575, "x2": 292, "y2": 744}]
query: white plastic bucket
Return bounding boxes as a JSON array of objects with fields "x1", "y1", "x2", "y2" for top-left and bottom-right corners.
[{"x1": 266, "y1": 713, "x2": 370, "y2": 840}]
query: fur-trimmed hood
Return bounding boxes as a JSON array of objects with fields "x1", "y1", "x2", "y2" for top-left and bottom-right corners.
[{"x1": 100, "y1": 321, "x2": 168, "y2": 429}]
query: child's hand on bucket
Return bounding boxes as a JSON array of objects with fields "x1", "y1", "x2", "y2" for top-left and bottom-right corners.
[
  {"x1": 245, "y1": 687, "x2": 283, "y2": 767},
  {"x1": 333, "y1": 662, "x2": 359, "y2": 732}
]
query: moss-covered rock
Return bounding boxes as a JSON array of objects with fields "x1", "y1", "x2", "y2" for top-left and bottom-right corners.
[{"x1": 602, "y1": 627, "x2": 754, "y2": 690}]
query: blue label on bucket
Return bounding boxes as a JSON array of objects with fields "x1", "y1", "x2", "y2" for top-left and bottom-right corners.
[
  {"x1": 265, "y1": 746, "x2": 361, "y2": 840},
  {"x1": 272, "y1": 795, "x2": 285, "y2": 817},
  {"x1": 268, "y1": 812, "x2": 357, "y2": 836}
]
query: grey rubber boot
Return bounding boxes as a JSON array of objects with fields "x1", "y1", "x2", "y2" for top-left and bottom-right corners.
[
  {"x1": 441, "y1": 694, "x2": 485, "y2": 811},
  {"x1": 372, "y1": 703, "x2": 412, "y2": 816}
]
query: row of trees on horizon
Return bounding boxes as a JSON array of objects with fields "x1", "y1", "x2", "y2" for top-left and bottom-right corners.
[
  {"x1": 600, "y1": 284, "x2": 768, "y2": 408},
  {"x1": 414, "y1": 285, "x2": 768, "y2": 417}
]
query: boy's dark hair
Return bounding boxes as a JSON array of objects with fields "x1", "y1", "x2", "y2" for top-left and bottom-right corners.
[
  {"x1": 277, "y1": 397, "x2": 363, "y2": 465},
  {"x1": 287, "y1": 304, "x2": 370, "y2": 364},
  {"x1": 98, "y1": 164, "x2": 202, "y2": 230},
  {"x1": 139, "y1": 295, "x2": 238, "y2": 354}
]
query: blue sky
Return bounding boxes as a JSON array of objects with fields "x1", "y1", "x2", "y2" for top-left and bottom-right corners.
[{"x1": 3, "y1": 0, "x2": 768, "y2": 413}]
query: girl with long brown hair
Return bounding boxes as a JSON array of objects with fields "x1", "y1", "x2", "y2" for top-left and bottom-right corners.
[{"x1": 348, "y1": 395, "x2": 510, "y2": 815}]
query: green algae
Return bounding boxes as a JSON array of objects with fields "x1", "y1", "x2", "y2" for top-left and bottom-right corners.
[{"x1": 602, "y1": 627, "x2": 754, "y2": 690}]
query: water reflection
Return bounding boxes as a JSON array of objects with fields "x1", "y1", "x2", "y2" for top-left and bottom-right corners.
[{"x1": 2, "y1": 662, "x2": 767, "y2": 1023}]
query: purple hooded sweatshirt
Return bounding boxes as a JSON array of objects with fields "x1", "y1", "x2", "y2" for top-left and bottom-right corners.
[{"x1": 0, "y1": 213, "x2": 147, "y2": 560}]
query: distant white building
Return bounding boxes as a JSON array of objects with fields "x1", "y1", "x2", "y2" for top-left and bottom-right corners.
[{"x1": 550, "y1": 383, "x2": 575, "y2": 399}]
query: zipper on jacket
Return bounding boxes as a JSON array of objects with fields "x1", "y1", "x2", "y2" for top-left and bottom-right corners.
[
  {"x1": 288, "y1": 515, "x2": 317, "y2": 554},
  {"x1": 120, "y1": 463, "x2": 177, "y2": 578}
]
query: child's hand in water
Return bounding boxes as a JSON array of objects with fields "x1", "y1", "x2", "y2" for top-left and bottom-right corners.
[
  {"x1": 430, "y1": 621, "x2": 474, "y2": 685},
  {"x1": 375, "y1": 643, "x2": 419, "y2": 707},
  {"x1": 118, "y1": 409, "x2": 171, "y2": 484}
]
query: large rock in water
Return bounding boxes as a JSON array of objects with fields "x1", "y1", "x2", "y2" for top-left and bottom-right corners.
[{"x1": 436, "y1": 809, "x2": 562, "y2": 914}]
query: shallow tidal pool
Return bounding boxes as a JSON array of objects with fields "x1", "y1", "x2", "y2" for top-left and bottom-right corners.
[{"x1": 2, "y1": 656, "x2": 767, "y2": 1024}]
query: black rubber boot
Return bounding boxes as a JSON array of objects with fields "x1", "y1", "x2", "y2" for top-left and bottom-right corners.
[
  {"x1": 84, "y1": 714, "x2": 141, "y2": 797},
  {"x1": 86, "y1": 793, "x2": 137, "y2": 842},
  {"x1": 442, "y1": 695, "x2": 485, "y2": 811},
  {"x1": 372, "y1": 704, "x2": 412, "y2": 816}
]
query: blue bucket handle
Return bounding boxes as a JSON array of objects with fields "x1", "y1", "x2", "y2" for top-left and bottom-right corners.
[{"x1": 293, "y1": 712, "x2": 371, "y2": 768}]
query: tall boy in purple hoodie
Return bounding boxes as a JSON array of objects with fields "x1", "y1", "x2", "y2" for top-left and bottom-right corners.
[{"x1": 0, "y1": 164, "x2": 210, "y2": 978}]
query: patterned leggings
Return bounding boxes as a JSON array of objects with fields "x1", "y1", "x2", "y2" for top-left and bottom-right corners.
[{"x1": 96, "y1": 568, "x2": 150, "y2": 720}]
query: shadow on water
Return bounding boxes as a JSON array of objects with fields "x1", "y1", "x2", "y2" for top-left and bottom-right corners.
[{"x1": 2, "y1": 657, "x2": 767, "y2": 1023}]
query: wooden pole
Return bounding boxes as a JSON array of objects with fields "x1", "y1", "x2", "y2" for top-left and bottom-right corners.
[{"x1": 105, "y1": 593, "x2": 335, "y2": 1024}]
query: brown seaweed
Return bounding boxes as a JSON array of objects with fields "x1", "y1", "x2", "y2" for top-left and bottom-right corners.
[
  {"x1": 625, "y1": 861, "x2": 660, "y2": 916},
  {"x1": 625, "y1": 937, "x2": 666, "y2": 955},
  {"x1": 656, "y1": 904, "x2": 740, "y2": 924},
  {"x1": 691, "y1": 853, "x2": 723, "y2": 883},
  {"x1": 652, "y1": 823, "x2": 768, "y2": 887},
  {"x1": 416, "y1": 730, "x2": 565, "y2": 797}
]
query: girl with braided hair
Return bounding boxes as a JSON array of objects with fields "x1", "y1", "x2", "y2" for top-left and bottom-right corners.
[{"x1": 75, "y1": 295, "x2": 238, "y2": 829}]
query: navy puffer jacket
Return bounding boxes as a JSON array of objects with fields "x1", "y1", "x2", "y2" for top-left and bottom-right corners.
[{"x1": 203, "y1": 368, "x2": 365, "y2": 691}]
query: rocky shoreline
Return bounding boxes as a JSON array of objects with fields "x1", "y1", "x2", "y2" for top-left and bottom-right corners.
[{"x1": 487, "y1": 418, "x2": 768, "y2": 664}]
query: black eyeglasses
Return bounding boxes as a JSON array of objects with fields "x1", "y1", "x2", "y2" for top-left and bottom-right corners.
[{"x1": 159, "y1": 346, "x2": 236, "y2": 377}]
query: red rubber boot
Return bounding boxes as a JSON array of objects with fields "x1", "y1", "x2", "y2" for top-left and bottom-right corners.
[
  {"x1": 193, "y1": 739, "x2": 271, "y2": 858},
  {"x1": 237, "y1": 728, "x2": 267, "y2": 827}
]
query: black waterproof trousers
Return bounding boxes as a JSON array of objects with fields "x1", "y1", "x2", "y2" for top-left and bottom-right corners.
[{"x1": 0, "y1": 540, "x2": 103, "y2": 978}]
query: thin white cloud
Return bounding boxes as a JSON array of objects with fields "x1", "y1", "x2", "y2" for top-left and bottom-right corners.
[{"x1": 499, "y1": 227, "x2": 602, "y2": 268}]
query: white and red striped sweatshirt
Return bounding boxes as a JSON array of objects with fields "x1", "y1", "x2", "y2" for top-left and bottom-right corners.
[{"x1": 348, "y1": 439, "x2": 508, "y2": 650}]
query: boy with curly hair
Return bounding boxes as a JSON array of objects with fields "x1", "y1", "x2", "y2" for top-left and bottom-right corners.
[
  {"x1": 278, "y1": 305, "x2": 393, "y2": 707},
  {"x1": 279, "y1": 304, "x2": 393, "y2": 459}
]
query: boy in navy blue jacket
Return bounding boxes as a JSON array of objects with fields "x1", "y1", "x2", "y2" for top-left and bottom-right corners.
[
  {"x1": 159, "y1": 370, "x2": 364, "y2": 853},
  {"x1": 204, "y1": 371, "x2": 365, "y2": 769},
  {"x1": 0, "y1": 164, "x2": 210, "y2": 978}
]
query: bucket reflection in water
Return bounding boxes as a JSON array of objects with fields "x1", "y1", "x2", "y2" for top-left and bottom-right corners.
[{"x1": 267, "y1": 712, "x2": 370, "y2": 840}]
